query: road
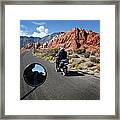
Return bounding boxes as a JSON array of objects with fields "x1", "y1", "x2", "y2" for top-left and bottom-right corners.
[{"x1": 20, "y1": 50, "x2": 100, "y2": 100}]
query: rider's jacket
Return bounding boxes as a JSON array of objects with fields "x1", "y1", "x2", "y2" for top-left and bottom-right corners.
[{"x1": 57, "y1": 49, "x2": 67, "y2": 60}]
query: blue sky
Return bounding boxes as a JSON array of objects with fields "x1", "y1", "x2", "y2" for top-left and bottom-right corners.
[
  {"x1": 32, "y1": 64, "x2": 46, "y2": 75},
  {"x1": 20, "y1": 20, "x2": 100, "y2": 38}
]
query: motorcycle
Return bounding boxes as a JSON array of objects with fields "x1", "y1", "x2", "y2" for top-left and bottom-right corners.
[{"x1": 56, "y1": 59, "x2": 69, "y2": 76}]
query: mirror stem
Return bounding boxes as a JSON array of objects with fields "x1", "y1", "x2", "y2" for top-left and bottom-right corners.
[{"x1": 20, "y1": 86, "x2": 38, "y2": 100}]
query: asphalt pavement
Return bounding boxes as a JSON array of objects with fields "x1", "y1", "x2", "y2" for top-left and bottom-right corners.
[{"x1": 20, "y1": 50, "x2": 100, "y2": 100}]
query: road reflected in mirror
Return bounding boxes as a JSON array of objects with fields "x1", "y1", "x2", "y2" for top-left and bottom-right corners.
[{"x1": 23, "y1": 63, "x2": 47, "y2": 87}]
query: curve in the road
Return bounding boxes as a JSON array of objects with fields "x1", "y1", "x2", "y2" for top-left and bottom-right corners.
[{"x1": 20, "y1": 51, "x2": 100, "y2": 100}]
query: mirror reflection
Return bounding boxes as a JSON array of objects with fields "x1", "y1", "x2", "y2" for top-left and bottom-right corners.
[{"x1": 23, "y1": 63, "x2": 47, "y2": 87}]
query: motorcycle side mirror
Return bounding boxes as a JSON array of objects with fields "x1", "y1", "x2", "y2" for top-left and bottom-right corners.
[{"x1": 23, "y1": 63, "x2": 47, "y2": 87}]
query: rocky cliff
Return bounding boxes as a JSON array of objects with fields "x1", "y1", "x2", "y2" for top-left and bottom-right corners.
[{"x1": 47, "y1": 28, "x2": 100, "y2": 54}]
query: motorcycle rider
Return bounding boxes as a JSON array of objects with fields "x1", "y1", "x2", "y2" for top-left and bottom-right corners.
[{"x1": 56, "y1": 46, "x2": 67, "y2": 71}]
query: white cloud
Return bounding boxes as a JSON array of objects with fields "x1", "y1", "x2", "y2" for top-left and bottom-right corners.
[
  {"x1": 32, "y1": 32, "x2": 40, "y2": 37},
  {"x1": 32, "y1": 31, "x2": 47, "y2": 38},
  {"x1": 20, "y1": 25, "x2": 48, "y2": 38},
  {"x1": 36, "y1": 26, "x2": 45, "y2": 32},
  {"x1": 36, "y1": 26, "x2": 48, "y2": 34},
  {"x1": 20, "y1": 30, "x2": 30, "y2": 37},
  {"x1": 45, "y1": 28, "x2": 48, "y2": 33},
  {"x1": 32, "y1": 22, "x2": 46, "y2": 25},
  {"x1": 31, "y1": 25, "x2": 48, "y2": 38}
]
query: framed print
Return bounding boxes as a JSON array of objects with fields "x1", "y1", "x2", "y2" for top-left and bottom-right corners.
[{"x1": 0, "y1": 0, "x2": 119, "y2": 119}]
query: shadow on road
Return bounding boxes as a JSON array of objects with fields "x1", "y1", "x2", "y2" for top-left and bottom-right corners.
[{"x1": 66, "y1": 71, "x2": 85, "y2": 76}]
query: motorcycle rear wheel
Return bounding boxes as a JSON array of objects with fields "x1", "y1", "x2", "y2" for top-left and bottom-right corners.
[{"x1": 62, "y1": 68, "x2": 67, "y2": 76}]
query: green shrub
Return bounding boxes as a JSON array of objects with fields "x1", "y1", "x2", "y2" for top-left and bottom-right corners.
[
  {"x1": 68, "y1": 51, "x2": 74, "y2": 55},
  {"x1": 96, "y1": 64, "x2": 100, "y2": 71},
  {"x1": 80, "y1": 59, "x2": 86, "y2": 63},
  {"x1": 70, "y1": 54, "x2": 80, "y2": 58},
  {"x1": 32, "y1": 49, "x2": 39, "y2": 53},
  {"x1": 75, "y1": 46, "x2": 86, "y2": 54},
  {"x1": 86, "y1": 62, "x2": 94, "y2": 67},
  {"x1": 44, "y1": 55, "x2": 54, "y2": 61},
  {"x1": 77, "y1": 58, "x2": 86, "y2": 64},
  {"x1": 90, "y1": 57, "x2": 100, "y2": 63},
  {"x1": 84, "y1": 52, "x2": 90, "y2": 58},
  {"x1": 70, "y1": 63, "x2": 82, "y2": 70},
  {"x1": 75, "y1": 64, "x2": 82, "y2": 70},
  {"x1": 70, "y1": 63, "x2": 76, "y2": 68},
  {"x1": 41, "y1": 54, "x2": 47, "y2": 58},
  {"x1": 49, "y1": 48, "x2": 58, "y2": 57},
  {"x1": 32, "y1": 49, "x2": 39, "y2": 56}
]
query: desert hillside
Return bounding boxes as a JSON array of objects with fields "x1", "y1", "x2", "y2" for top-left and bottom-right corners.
[
  {"x1": 47, "y1": 28, "x2": 100, "y2": 54},
  {"x1": 21, "y1": 28, "x2": 100, "y2": 77}
]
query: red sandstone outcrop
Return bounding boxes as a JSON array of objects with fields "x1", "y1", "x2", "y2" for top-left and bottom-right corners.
[{"x1": 47, "y1": 28, "x2": 100, "y2": 53}]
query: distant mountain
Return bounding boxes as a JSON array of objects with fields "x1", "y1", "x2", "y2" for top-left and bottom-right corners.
[
  {"x1": 20, "y1": 32, "x2": 64, "y2": 48},
  {"x1": 20, "y1": 36, "x2": 41, "y2": 48},
  {"x1": 21, "y1": 28, "x2": 100, "y2": 54},
  {"x1": 40, "y1": 32, "x2": 64, "y2": 43}
]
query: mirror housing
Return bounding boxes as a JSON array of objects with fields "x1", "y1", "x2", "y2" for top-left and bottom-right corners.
[{"x1": 23, "y1": 63, "x2": 47, "y2": 87}]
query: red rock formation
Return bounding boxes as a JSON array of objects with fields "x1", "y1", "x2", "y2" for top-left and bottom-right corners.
[
  {"x1": 48, "y1": 28, "x2": 81, "y2": 51},
  {"x1": 47, "y1": 28, "x2": 100, "y2": 54}
]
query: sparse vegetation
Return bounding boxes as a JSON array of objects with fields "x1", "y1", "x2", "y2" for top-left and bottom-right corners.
[
  {"x1": 69, "y1": 63, "x2": 82, "y2": 70},
  {"x1": 32, "y1": 48, "x2": 58, "y2": 62},
  {"x1": 74, "y1": 46, "x2": 86, "y2": 54},
  {"x1": 48, "y1": 48, "x2": 59, "y2": 57},
  {"x1": 32, "y1": 47, "x2": 100, "y2": 77},
  {"x1": 84, "y1": 51, "x2": 90, "y2": 58},
  {"x1": 90, "y1": 56, "x2": 100, "y2": 63},
  {"x1": 32, "y1": 49, "x2": 39, "y2": 54},
  {"x1": 32, "y1": 49, "x2": 40, "y2": 56},
  {"x1": 69, "y1": 54, "x2": 80, "y2": 58},
  {"x1": 96, "y1": 64, "x2": 100, "y2": 71},
  {"x1": 86, "y1": 62, "x2": 94, "y2": 67},
  {"x1": 43, "y1": 55, "x2": 54, "y2": 61}
]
